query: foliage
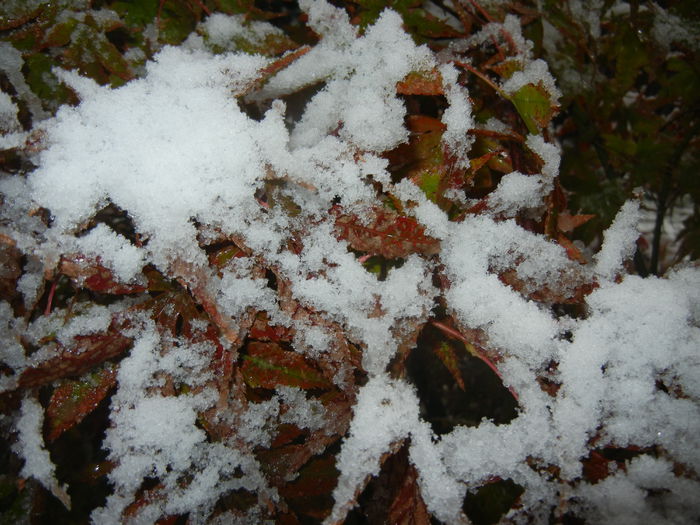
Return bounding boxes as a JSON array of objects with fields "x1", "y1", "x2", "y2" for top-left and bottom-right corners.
[{"x1": 0, "y1": 1, "x2": 698, "y2": 524}]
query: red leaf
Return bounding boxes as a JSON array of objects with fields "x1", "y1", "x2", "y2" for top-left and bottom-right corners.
[
  {"x1": 46, "y1": 366, "x2": 117, "y2": 441},
  {"x1": 250, "y1": 312, "x2": 293, "y2": 343},
  {"x1": 331, "y1": 206, "x2": 440, "y2": 259},
  {"x1": 242, "y1": 341, "x2": 332, "y2": 390},
  {"x1": 60, "y1": 254, "x2": 146, "y2": 294},
  {"x1": 19, "y1": 331, "x2": 132, "y2": 389}
]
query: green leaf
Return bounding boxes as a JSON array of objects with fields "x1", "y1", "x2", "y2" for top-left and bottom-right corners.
[
  {"x1": 111, "y1": 0, "x2": 159, "y2": 28},
  {"x1": 434, "y1": 342, "x2": 465, "y2": 391},
  {"x1": 509, "y1": 83, "x2": 556, "y2": 135},
  {"x1": 415, "y1": 171, "x2": 442, "y2": 203}
]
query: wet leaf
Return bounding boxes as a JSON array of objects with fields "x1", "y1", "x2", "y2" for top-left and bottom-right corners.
[
  {"x1": 332, "y1": 206, "x2": 440, "y2": 259},
  {"x1": 46, "y1": 366, "x2": 117, "y2": 441},
  {"x1": 242, "y1": 341, "x2": 332, "y2": 390}
]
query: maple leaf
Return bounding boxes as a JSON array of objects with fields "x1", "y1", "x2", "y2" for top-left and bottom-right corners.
[{"x1": 331, "y1": 206, "x2": 440, "y2": 259}]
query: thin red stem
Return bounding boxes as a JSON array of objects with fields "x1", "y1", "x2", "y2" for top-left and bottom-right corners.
[
  {"x1": 431, "y1": 320, "x2": 519, "y2": 401},
  {"x1": 45, "y1": 280, "x2": 57, "y2": 316}
]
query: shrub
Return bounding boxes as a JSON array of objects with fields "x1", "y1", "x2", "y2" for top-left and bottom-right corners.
[{"x1": 0, "y1": 1, "x2": 698, "y2": 523}]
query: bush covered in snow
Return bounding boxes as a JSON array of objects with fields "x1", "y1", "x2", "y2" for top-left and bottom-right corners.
[{"x1": 1, "y1": 1, "x2": 698, "y2": 523}]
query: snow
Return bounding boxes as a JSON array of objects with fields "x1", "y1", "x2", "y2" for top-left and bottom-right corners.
[
  {"x1": 595, "y1": 199, "x2": 642, "y2": 280},
  {"x1": 2, "y1": 0, "x2": 699, "y2": 523},
  {"x1": 14, "y1": 396, "x2": 71, "y2": 509}
]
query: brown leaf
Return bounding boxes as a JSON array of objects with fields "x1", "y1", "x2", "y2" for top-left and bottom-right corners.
[
  {"x1": 242, "y1": 341, "x2": 332, "y2": 390},
  {"x1": 582, "y1": 450, "x2": 610, "y2": 484},
  {"x1": 557, "y1": 213, "x2": 595, "y2": 233},
  {"x1": 557, "y1": 234, "x2": 588, "y2": 264},
  {"x1": 396, "y1": 69, "x2": 443, "y2": 96},
  {"x1": 331, "y1": 206, "x2": 440, "y2": 259},
  {"x1": 46, "y1": 366, "x2": 117, "y2": 441},
  {"x1": 0, "y1": 234, "x2": 22, "y2": 301}
]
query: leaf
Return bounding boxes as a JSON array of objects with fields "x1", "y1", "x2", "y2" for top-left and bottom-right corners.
[
  {"x1": 242, "y1": 341, "x2": 332, "y2": 390},
  {"x1": 581, "y1": 450, "x2": 611, "y2": 484},
  {"x1": 434, "y1": 342, "x2": 465, "y2": 391},
  {"x1": 463, "y1": 478, "x2": 524, "y2": 525},
  {"x1": 509, "y1": 83, "x2": 557, "y2": 135},
  {"x1": 396, "y1": 69, "x2": 444, "y2": 96},
  {"x1": 60, "y1": 254, "x2": 147, "y2": 294},
  {"x1": 208, "y1": 244, "x2": 246, "y2": 269},
  {"x1": 557, "y1": 212, "x2": 595, "y2": 233},
  {"x1": 249, "y1": 312, "x2": 293, "y2": 342},
  {"x1": 331, "y1": 206, "x2": 440, "y2": 259},
  {"x1": 19, "y1": 331, "x2": 132, "y2": 389},
  {"x1": 279, "y1": 454, "x2": 339, "y2": 499},
  {"x1": 385, "y1": 461, "x2": 431, "y2": 525},
  {"x1": 489, "y1": 59, "x2": 522, "y2": 79},
  {"x1": 0, "y1": 234, "x2": 22, "y2": 302},
  {"x1": 46, "y1": 366, "x2": 117, "y2": 441}
]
